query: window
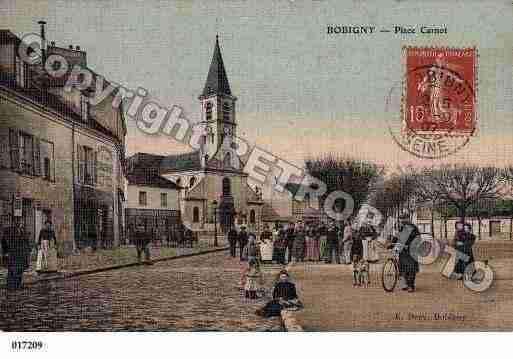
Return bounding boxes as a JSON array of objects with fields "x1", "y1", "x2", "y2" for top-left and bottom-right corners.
[
  {"x1": 189, "y1": 176, "x2": 196, "y2": 188},
  {"x1": 223, "y1": 103, "x2": 230, "y2": 122},
  {"x1": 161, "y1": 193, "x2": 168, "y2": 207},
  {"x1": 19, "y1": 132, "x2": 33, "y2": 174},
  {"x1": 81, "y1": 95, "x2": 89, "y2": 121},
  {"x1": 250, "y1": 209, "x2": 256, "y2": 224},
  {"x1": 205, "y1": 102, "x2": 213, "y2": 121},
  {"x1": 223, "y1": 152, "x2": 231, "y2": 168},
  {"x1": 44, "y1": 157, "x2": 51, "y2": 180},
  {"x1": 222, "y1": 177, "x2": 231, "y2": 196},
  {"x1": 193, "y1": 207, "x2": 200, "y2": 223},
  {"x1": 139, "y1": 191, "x2": 147, "y2": 206},
  {"x1": 84, "y1": 146, "x2": 94, "y2": 185},
  {"x1": 15, "y1": 56, "x2": 27, "y2": 88}
]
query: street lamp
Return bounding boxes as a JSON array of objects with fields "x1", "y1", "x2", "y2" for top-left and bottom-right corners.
[{"x1": 212, "y1": 200, "x2": 218, "y2": 247}]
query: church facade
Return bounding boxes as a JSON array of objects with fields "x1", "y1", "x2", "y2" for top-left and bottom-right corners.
[{"x1": 128, "y1": 36, "x2": 264, "y2": 234}]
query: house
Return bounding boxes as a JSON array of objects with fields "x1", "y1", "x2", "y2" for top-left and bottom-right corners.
[
  {"x1": 0, "y1": 23, "x2": 126, "y2": 254},
  {"x1": 125, "y1": 171, "x2": 181, "y2": 243},
  {"x1": 413, "y1": 199, "x2": 513, "y2": 241}
]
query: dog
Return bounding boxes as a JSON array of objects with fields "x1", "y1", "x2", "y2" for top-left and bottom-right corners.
[
  {"x1": 359, "y1": 260, "x2": 370, "y2": 287},
  {"x1": 352, "y1": 255, "x2": 370, "y2": 287}
]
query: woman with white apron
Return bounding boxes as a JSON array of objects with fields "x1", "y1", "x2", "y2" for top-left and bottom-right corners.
[
  {"x1": 361, "y1": 224, "x2": 378, "y2": 262},
  {"x1": 36, "y1": 220, "x2": 58, "y2": 273}
]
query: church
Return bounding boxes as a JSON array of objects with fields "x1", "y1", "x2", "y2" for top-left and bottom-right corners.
[{"x1": 127, "y1": 36, "x2": 264, "y2": 236}]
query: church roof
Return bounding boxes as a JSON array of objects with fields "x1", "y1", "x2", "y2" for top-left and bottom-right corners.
[
  {"x1": 160, "y1": 151, "x2": 202, "y2": 172},
  {"x1": 127, "y1": 173, "x2": 181, "y2": 190},
  {"x1": 201, "y1": 35, "x2": 232, "y2": 97}
]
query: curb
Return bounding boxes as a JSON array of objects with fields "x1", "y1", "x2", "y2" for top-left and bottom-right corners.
[
  {"x1": 20, "y1": 246, "x2": 229, "y2": 286},
  {"x1": 281, "y1": 309, "x2": 303, "y2": 332}
]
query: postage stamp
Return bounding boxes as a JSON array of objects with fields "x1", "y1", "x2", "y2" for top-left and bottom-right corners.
[
  {"x1": 403, "y1": 47, "x2": 477, "y2": 136},
  {"x1": 387, "y1": 47, "x2": 478, "y2": 159}
]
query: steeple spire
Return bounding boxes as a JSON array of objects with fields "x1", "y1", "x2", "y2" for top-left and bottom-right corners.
[{"x1": 201, "y1": 35, "x2": 232, "y2": 97}]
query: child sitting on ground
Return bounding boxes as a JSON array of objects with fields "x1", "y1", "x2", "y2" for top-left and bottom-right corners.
[{"x1": 244, "y1": 258, "x2": 263, "y2": 299}]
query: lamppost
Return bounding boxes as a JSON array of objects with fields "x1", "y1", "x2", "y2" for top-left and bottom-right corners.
[{"x1": 212, "y1": 200, "x2": 218, "y2": 247}]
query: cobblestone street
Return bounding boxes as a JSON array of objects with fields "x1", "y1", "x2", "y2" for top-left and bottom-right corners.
[{"x1": 0, "y1": 251, "x2": 282, "y2": 331}]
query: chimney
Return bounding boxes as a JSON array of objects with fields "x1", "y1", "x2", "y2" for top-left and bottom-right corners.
[{"x1": 37, "y1": 20, "x2": 47, "y2": 64}]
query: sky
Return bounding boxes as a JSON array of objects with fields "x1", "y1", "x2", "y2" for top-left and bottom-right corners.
[{"x1": 2, "y1": 0, "x2": 512, "y2": 171}]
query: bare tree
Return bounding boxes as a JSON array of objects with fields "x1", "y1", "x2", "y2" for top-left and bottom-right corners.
[
  {"x1": 420, "y1": 165, "x2": 502, "y2": 224},
  {"x1": 304, "y1": 154, "x2": 383, "y2": 220}
]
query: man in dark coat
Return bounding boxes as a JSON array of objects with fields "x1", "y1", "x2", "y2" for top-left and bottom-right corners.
[
  {"x1": 133, "y1": 224, "x2": 152, "y2": 264},
  {"x1": 286, "y1": 224, "x2": 295, "y2": 263},
  {"x1": 3, "y1": 220, "x2": 32, "y2": 290},
  {"x1": 238, "y1": 226, "x2": 248, "y2": 260},
  {"x1": 394, "y1": 214, "x2": 421, "y2": 292},
  {"x1": 454, "y1": 223, "x2": 476, "y2": 279},
  {"x1": 227, "y1": 226, "x2": 238, "y2": 258},
  {"x1": 325, "y1": 222, "x2": 340, "y2": 264}
]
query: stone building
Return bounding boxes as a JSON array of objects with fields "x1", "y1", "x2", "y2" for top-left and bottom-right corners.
[
  {"x1": 128, "y1": 36, "x2": 263, "y2": 235},
  {"x1": 0, "y1": 25, "x2": 126, "y2": 254},
  {"x1": 125, "y1": 172, "x2": 182, "y2": 243}
]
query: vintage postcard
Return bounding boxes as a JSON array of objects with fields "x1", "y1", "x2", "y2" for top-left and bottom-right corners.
[{"x1": 1, "y1": 0, "x2": 513, "y2": 345}]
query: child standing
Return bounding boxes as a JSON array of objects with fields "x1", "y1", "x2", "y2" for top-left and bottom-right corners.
[{"x1": 244, "y1": 259, "x2": 263, "y2": 299}]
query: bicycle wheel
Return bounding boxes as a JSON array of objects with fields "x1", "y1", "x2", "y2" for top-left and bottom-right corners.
[{"x1": 382, "y1": 258, "x2": 399, "y2": 292}]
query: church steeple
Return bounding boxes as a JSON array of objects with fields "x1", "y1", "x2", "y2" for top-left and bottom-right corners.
[{"x1": 201, "y1": 35, "x2": 232, "y2": 98}]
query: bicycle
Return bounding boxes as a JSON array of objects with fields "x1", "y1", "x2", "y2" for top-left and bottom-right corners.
[
  {"x1": 382, "y1": 248, "x2": 400, "y2": 292},
  {"x1": 372, "y1": 239, "x2": 400, "y2": 292}
]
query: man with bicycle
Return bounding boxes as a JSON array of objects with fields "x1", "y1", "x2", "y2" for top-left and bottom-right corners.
[{"x1": 391, "y1": 213, "x2": 421, "y2": 293}]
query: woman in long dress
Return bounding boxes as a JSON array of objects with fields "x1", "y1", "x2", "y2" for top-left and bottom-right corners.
[
  {"x1": 318, "y1": 224, "x2": 328, "y2": 262},
  {"x1": 37, "y1": 220, "x2": 58, "y2": 273},
  {"x1": 305, "y1": 225, "x2": 320, "y2": 261},
  {"x1": 293, "y1": 226, "x2": 306, "y2": 262}
]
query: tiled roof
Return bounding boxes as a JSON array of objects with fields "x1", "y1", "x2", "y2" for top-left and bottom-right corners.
[
  {"x1": 126, "y1": 172, "x2": 181, "y2": 189},
  {"x1": 161, "y1": 151, "x2": 202, "y2": 172}
]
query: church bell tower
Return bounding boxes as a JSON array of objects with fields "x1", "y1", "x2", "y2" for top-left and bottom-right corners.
[{"x1": 199, "y1": 35, "x2": 237, "y2": 167}]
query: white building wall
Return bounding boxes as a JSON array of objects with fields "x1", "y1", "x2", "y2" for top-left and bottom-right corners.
[{"x1": 126, "y1": 184, "x2": 180, "y2": 211}]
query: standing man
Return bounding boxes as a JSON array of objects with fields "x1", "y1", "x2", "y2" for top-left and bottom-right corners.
[
  {"x1": 227, "y1": 226, "x2": 238, "y2": 258},
  {"x1": 325, "y1": 221, "x2": 340, "y2": 264},
  {"x1": 134, "y1": 222, "x2": 152, "y2": 264},
  {"x1": 3, "y1": 219, "x2": 32, "y2": 290},
  {"x1": 238, "y1": 226, "x2": 249, "y2": 261},
  {"x1": 342, "y1": 220, "x2": 353, "y2": 264},
  {"x1": 394, "y1": 213, "x2": 421, "y2": 292},
  {"x1": 286, "y1": 223, "x2": 295, "y2": 263}
]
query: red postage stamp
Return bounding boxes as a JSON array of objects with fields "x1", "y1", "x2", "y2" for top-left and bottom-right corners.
[{"x1": 403, "y1": 47, "x2": 477, "y2": 136}]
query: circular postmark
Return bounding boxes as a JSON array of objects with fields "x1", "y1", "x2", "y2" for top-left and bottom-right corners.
[{"x1": 386, "y1": 58, "x2": 476, "y2": 159}]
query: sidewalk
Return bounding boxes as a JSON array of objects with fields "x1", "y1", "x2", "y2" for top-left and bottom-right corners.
[{"x1": 0, "y1": 243, "x2": 225, "y2": 287}]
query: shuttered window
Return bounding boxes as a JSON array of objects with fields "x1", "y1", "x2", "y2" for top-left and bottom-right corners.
[
  {"x1": 9, "y1": 129, "x2": 20, "y2": 172},
  {"x1": 33, "y1": 137, "x2": 41, "y2": 176},
  {"x1": 84, "y1": 146, "x2": 94, "y2": 185},
  {"x1": 78, "y1": 145, "x2": 85, "y2": 184}
]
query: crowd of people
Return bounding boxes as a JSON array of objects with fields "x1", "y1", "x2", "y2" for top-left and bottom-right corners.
[{"x1": 228, "y1": 220, "x2": 380, "y2": 266}]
